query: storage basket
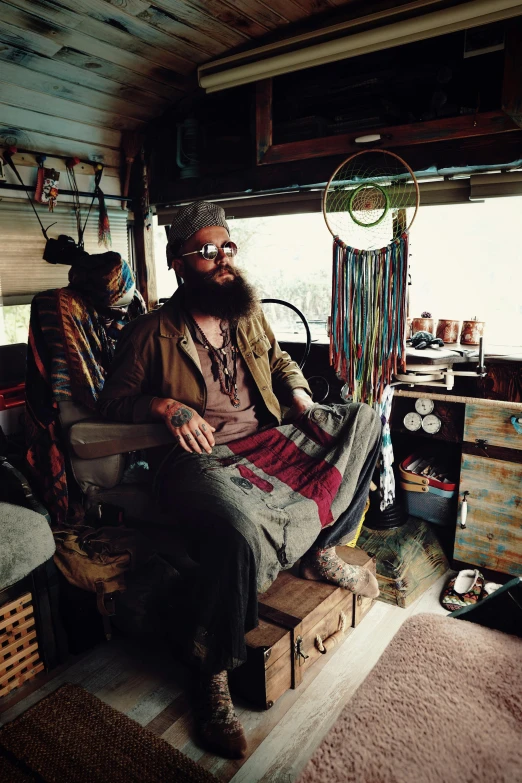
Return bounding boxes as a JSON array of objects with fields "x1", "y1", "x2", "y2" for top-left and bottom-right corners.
[
  {"x1": 399, "y1": 455, "x2": 457, "y2": 526},
  {"x1": 1, "y1": 592, "x2": 44, "y2": 698}
]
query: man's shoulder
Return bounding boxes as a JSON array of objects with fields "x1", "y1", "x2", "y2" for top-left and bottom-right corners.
[{"x1": 124, "y1": 308, "x2": 162, "y2": 339}]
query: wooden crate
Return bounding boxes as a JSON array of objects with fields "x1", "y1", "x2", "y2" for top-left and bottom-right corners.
[
  {"x1": 0, "y1": 592, "x2": 44, "y2": 698},
  {"x1": 232, "y1": 548, "x2": 376, "y2": 709}
]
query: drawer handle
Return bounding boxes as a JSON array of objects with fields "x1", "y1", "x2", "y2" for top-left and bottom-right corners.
[
  {"x1": 460, "y1": 491, "x2": 469, "y2": 529},
  {"x1": 511, "y1": 416, "x2": 522, "y2": 435},
  {"x1": 315, "y1": 612, "x2": 347, "y2": 655}
]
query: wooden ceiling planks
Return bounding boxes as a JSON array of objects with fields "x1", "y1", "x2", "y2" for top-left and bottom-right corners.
[
  {"x1": 0, "y1": 60, "x2": 159, "y2": 122},
  {"x1": 0, "y1": 0, "x2": 359, "y2": 174},
  {"x1": 1, "y1": 0, "x2": 197, "y2": 75},
  {"x1": 146, "y1": 1, "x2": 251, "y2": 48},
  {"x1": 163, "y1": 0, "x2": 276, "y2": 38}
]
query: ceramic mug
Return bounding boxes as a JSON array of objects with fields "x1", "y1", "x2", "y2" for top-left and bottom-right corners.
[
  {"x1": 436, "y1": 319, "x2": 460, "y2": 343},
  {"x1": 460, "y1": 320, "x2": 485, "y2": 345},
  {"x1": 412, "y1": 317, "x2": 435, "y2": 334}
]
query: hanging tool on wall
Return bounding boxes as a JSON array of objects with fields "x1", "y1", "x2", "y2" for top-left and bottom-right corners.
[
  {"x1": 2, "y1": 146, "x2": 56, "y2": 243},
  {"x1": 121, "y1": 131, "x2": 144, "y2": 211},
  {"x1": 35, "y1": 154, "x2": 60, "y2": 212},
  {"x1": 94, "y1": 163, "x2": 111, "y2": 248},
  {"x1": 66, "y1": 157, "x2": 84, "y2": 247}
]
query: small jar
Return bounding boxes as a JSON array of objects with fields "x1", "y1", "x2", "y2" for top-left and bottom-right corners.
[
  {"x1": 436, "y1": 319, "x2": 460, "y2": 343},
  {"x1": 460, "y1": 320, "x2": 485, "y2": 345},
  {"x1": 412, "y1": 316, "x2": 435, "y2": 334}
]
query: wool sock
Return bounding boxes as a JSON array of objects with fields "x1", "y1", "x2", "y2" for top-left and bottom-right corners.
[
  {"x1": 197, "y1": 670, "x2": 247, "y2": 759},
  {"x1": 301, "y1": 547, "x2": 380, "y2": 598}
]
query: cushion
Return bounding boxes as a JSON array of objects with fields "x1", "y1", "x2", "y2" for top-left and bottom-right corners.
[{"x1": 0, "y1": 502, "x2": 55, "y2": 591}]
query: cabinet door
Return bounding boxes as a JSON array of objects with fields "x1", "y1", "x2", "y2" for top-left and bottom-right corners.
[
  {"x1": 464, "y1": 403, "x2": 522, "y2": 451},
  {"x1": 455, "y1": 454, "x2": 522, "y2": 576}
]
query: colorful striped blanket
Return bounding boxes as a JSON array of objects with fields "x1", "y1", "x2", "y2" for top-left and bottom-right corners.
[
  {"x1": 25, "y1": 258, "x2": 145, "y2": 527},
  {"x1": 156, "y1": 401, "x2": 381, "y2": 593}
]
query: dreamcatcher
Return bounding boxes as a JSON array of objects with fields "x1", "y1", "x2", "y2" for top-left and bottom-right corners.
[
  {"x1": 323, "y1": 149, "x2": 419, "y2": 405},
  {"x1": 323, "y1": 149, "x2": 419, "y2": 510}
]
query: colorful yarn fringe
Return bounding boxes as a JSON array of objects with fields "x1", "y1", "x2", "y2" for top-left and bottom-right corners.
[{"x1": 330, "y1": 233, "x2": 409, "y2": 405}]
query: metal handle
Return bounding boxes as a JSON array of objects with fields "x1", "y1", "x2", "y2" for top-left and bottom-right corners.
[{"x1": 460, "y1": 491, "x2": 469, "y2": 529}]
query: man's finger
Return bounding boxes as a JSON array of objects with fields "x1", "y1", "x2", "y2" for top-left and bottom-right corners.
[
  {"x1": 183, "y1": 431, "x2": 202, "y2": 454},
  {"x1": 193, "y1": 428, "x2": 212, "y2": 454},
  {"x1": 200, "y1": 420, "x2": 216, "y2": 447},
  {"x1": 175, "y1": 433, "x2": 192, "y2": 454}
]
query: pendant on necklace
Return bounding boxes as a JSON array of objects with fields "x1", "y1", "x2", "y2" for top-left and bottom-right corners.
[
  {"x1": 224, "y1": 367, "x2": 229, "y2": 375},
  {"x1": 232, "y1": 396, "x2": 240, "y2": 408}
]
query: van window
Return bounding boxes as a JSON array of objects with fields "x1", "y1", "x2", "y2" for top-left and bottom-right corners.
[{"x1": 153, "y1": 198, "x2": 522, "y2": 351}]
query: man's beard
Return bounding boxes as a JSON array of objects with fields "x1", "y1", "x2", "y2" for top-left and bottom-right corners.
[{"x1": 181, "y1": 264, "x2": 259, "y2": 322}]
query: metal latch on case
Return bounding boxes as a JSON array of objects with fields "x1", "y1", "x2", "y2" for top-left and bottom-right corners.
[{"x1": 294, "y1": 636, "x2": 309, "y2": 665}]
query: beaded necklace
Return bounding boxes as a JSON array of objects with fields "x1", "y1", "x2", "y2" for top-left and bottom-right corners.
[{"x1": 186, "y1": 312, "x2": 240, "y2": 408}]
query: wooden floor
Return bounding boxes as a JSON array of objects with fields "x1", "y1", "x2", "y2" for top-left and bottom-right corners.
[{"x1": 0, "y1": 572, "x2": 452, "y2": 783}]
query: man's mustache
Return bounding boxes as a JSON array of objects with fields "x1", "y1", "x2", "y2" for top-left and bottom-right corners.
[{"x1": 203, "y1": 265, "x2": 239, "y2": 281}]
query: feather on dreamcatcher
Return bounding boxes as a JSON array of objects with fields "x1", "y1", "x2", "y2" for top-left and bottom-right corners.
[
  {"x1": 323, "y1": 149, "x2": 419, "y2": 406},
  {"x1": 323, "y1": 149, "x2": 419, "y2": 511}
]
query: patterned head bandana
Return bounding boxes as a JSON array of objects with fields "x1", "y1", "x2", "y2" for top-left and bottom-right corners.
[
  {"x1": 68, "y1": 252, "x2": 136, "y2": 309},
  {"x1": 167, "y1": 200, "x2": 229, "y2": 266}
]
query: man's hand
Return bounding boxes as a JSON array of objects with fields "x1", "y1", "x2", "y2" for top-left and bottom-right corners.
[
  {"x1": 151, "y1": 398, "x2": 216, "y2": 454},
  {"x1": 284, "y1": 388, "x2": 313, "y2": 422}
]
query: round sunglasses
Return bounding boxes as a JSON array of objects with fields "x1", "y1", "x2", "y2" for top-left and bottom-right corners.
[{"x1": 181, "y1": 241, "x2": 238, "y2": 261}]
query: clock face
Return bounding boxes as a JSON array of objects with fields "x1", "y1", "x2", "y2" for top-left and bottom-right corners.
[
  {"x1": 415, "y1": 398, "x2": 435, "y2": 415},
  {"x1": 422, "y1": 414, "x2": 442, "y2": 434},
  {"x1": 403, "y1": 412, "x2": 422, "y2": 432}
]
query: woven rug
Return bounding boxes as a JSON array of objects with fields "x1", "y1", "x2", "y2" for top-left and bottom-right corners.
[
  {"x1": 0, "y1": 683, "x2": 217, "y2": 783},
  {"x1": 298, "y1": 613, "x2": 522, "y2": 783}
]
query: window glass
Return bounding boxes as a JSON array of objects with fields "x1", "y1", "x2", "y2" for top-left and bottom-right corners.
[
  {"x1": 0, "y1": 304, "x2": 31, "y2": 346},
  {"x1": 409, "y1": 197, "x2": 522, "y2": 350},
  {"x1": 153, "y1": 216, "x2": 178, "y2": 301},
  {"x1": 229, "y1": 213, "x2": 332, "y2": 342},
  {"x1": 153, "y1": 197, "x2": 522, "y2": 351}
]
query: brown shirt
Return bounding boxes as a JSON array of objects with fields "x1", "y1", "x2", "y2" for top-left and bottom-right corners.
[{"x1": 191, "y1": 326, "x2": 262, "y2": 445}]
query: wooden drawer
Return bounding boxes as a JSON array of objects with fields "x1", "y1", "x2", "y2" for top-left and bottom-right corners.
[
  {"x1": 455, "y1": 454, "x2": 522, "y2": 576},
  {"x1": 464, "y1": 403, "x2": 522, "y2": 451},
  {"x1": 1, "y1": 592, "x2": 44, "y2": 698}
]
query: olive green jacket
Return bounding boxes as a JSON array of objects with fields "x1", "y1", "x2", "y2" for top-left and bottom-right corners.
[{"x1": 98, "y1": 288, "x2": 311, "y2": 424}]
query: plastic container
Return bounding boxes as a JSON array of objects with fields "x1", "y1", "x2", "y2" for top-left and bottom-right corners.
[{"x1": 399, "y1": 454, "x2": 457, "y2": 526}]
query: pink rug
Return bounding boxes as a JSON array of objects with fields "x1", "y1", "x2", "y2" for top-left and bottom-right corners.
[{"x1": 299, "y1": 613, "x2": 522, "y2": 783}]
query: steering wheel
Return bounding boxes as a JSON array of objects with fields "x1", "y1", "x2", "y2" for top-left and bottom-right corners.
[{"x1": 261, "y1": 298, "x2": 311, "y2": 371}]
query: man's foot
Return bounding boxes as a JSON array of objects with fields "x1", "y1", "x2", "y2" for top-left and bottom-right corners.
[
  {"x1": 196, "y1": 670, "x2": 247, "y2": 759},
  {"x1": 300, "y1": 547, "x2": 380, "y2": 598}
]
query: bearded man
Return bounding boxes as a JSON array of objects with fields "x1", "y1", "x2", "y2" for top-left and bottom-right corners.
[{"x1": 98, "y1": 201, "x2": 381, "y2": 760}]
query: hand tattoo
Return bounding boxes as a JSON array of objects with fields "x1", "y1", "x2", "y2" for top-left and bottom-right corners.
[
  {"x1": 201, "y1": 424, "x2": 207, "y2": 432},
  {"x1": 170, "y1": 407, "x2": 194, "y2": 428},
  {"x1": 195, "y1": 429, "x2": 201, "y2": 438}
]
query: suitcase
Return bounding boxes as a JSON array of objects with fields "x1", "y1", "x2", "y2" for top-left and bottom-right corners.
[{"x1": 231, "y1": 547, "x2": 376, "y2": 709}]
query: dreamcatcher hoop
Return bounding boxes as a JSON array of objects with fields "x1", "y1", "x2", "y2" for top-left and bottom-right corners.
[
  {"x1": 322, "y1": 149, "x2": 420, "y2": 249},
  {"x1": 324, "y1": 148, "x2": 421, "y2": 408}
]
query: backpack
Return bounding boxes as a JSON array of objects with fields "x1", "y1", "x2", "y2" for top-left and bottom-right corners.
[{"x1": 53, "y1": 525, "x2": 154, "y2": 638}]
